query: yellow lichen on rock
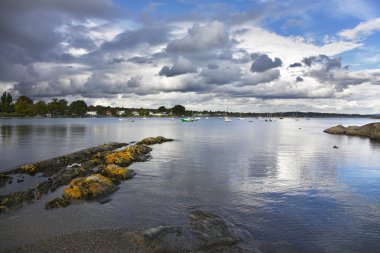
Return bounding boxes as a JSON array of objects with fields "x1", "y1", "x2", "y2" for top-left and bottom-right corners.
[
  {"x1": 105, "y1": 148, "x2": 135, "y2": 166},
  {"x1": 20, "y1": 164, "x2": 37, "y2": 175},
  {"x1": 102, "y1": 164, "x2": 129, "y2": 180},
  {"x1": 62, "y1": 174, "x2": 116, "y2": 200}
]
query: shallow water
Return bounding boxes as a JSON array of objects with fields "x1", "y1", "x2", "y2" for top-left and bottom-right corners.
[{"x1": 0, "y1": 117, "x2": 380, "y2": 252}]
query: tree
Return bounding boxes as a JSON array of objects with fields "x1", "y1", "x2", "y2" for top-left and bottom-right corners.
[
  {"x1": 33, "y1": 100, "x2": 48, "y2": 115},
  {"x1": 172, "y1": 105, "x2": 186, "y2": 116},
  {"x1": 15, "y1": 96, "x2": 34, "y2": 115},
  {"x1": 48, "y1": 98, "x2": 68, "y2": 116},
  {"x1": 1, "y1": 92, "x2": 13, "y2": 113},
  {"x1": 69, "y1": 100, "x2": 88, "y2": 116},
  {"x1": 158, "y1": 106, "x2": 167, "y2": 113}
]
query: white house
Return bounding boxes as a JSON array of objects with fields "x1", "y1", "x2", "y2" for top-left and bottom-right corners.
[{"x1": 86, "y1": 111, "x2": 97, "y2": 116}]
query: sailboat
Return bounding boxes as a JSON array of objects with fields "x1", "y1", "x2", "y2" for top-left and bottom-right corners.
[
  {"x1": 238, "y1": 107, "x2": 245, "y2": 120},
  {"x1": 142, "y1": 109, "x2": 147, "y2": 119},
  {"x1": 224, "y1": 107, "x2": 233, "y2": 122}
]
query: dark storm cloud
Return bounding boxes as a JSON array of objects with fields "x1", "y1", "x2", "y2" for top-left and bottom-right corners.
[
  {"x1": 250, "y1": 53, "x2": 282, "y2": 73},
  {"x1": 289, "y1": 62, "x2": 302, "y2": 68},
  {"x1": 302, "y1": 55, "x2": 341, "y2": 71},
  {"x1": 158, "y1": 57, "x2": 198, "y2": 77}
]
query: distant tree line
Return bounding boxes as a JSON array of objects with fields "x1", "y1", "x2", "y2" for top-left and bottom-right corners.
[
  {"x1": 0, "y1": 92, "x2": 189, "y2": 117},
  {"x1": 0, "y1": 92, "x2": 88, "y2": 117}
]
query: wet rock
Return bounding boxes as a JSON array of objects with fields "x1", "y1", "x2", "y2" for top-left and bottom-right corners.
[
  {"x1": 50, "y1": 166, "x2": 89, "y2": 192},
  {"x1": 0, "y1": 173, "x2": 12, "y2": 187},
  {"x1": 101, "y1": 164, "x2": 136, "y2": 180},
  {"x1": 324, "y1": 123, "x2": 380, "y2": 140},
  {"x1": 138, "y1": 136, "x2": 173, "y2": 145},
  {"x1": 143, "y1": 210, "x2": 255, "y2": 253},
  {"x1": 0, "y1": 189, "x2": 34, "y2": 211},
  {"x1": 45, "y1": 198, "x2": 71, "y2": 209},
  {"x1": 35, "y1": 180, "x2": 53, "y2": 199},
  {"x1": 62, "y1": 174, "x2": 118, "y2": 200},
  {"x1": 104, "y1": 144, "x2": 152, "y2": 166},
  {"x1": 20, "y1": 164, "x2": 37, "y2": 175}
]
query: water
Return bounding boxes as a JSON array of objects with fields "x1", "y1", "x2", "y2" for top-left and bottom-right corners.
[{"x1": 0, "y1": 117, "x2": 380, "y2": 252}]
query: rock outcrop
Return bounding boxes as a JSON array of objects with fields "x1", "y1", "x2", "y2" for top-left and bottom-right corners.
[
  {"x1": 324, "y1": 122, "x2": 380, "y2": 140},
  {"x1": 0, "y1": 136, "x2": 173, "y2": 214}
]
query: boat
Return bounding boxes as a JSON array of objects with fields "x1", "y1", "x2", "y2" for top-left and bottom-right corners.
[
  {"x1": 224, "y1": 116, "x2": 233, "y2": 122},
  {"x1": 181, "y1": 117, "x2": 195, "y2": 122},
  {"x1": 224, "y1": 106, "x2": 233, "y2": 122},
  {"x1": 238, "y1": 107, "x2": 245, "y2": 120}
]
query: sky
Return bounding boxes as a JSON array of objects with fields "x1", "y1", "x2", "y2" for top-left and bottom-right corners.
[{"x1": 1, "y1": 0, "x2": 380, "y2": 113}]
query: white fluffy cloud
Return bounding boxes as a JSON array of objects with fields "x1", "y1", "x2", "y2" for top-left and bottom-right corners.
[{"x1": 339, "y1": 17, "x2": 380, "y2": 40}]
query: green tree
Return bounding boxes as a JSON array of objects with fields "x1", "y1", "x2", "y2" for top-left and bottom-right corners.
[
  {"x1": 172, "y1": 105, "x2": 186, "y2": 116},
  {"x1": 48, "y1": 98, "x2": 68, "y2": 116},
  {"x1": 33, "y1": 100, "x2": 48, "y2": 115},
  {"x1": 15, "y1": 96, "x2": 34, "y2": 115},
  {"x1": 158, "y1": 106, "x2": 167, "y2": 113},
  {"x1": 69, "y1": 100, "x2": 88, "y2": 116},
  {"x1": 1, "y1": 92, "x2": 13, "y2": 113}
]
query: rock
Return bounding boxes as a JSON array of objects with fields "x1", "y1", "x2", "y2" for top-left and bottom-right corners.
[
  {"x1": 50, "y1": 166, "x2": 89, "y2": 191},
  {"x1": 324, "y1": 123, "x2": 380, "y2": 140},
  {"x1": 1, "y1": 137, "x2": 172, "y2": 213},
  {"x1": 45, "y1": 198, "x2": 71, "y2": 209},
  {"x1": 143, "y1": 210, "x2": 254, "y2": 253},
  {"x1": 104, "y1": 144, "x2": 152, "y2": 166},
  {"x1": 333, "y1": 145, "x2": 339, "y2": 149},
  {"x1": 35, "y1": 180, "x2": 53, "y2": 199},
  {"x1": 62, "y1": 174, "x2": 118, "y2": 200},
  {"x1": 20, "y1": 164, "x2": 38, "y2": 175},
  {"x1": 0, "y1": 173, "x2": 12, "y2": 187},
  {"x1": 101, "y1": 164, "x2": 136, "y2": 180},
  {"x1": 324, "y1": 124, "x2": 346, "y2": 134},
  {"x1": 138, "y1": 136, "x2": 173, "y2": 145},
  {"x1": 0, "y1": 189, "x2": 35, "y2": 211}
]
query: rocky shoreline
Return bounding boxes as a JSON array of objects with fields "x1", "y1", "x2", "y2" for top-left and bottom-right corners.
[
  {"x1": 6, "y1": 210, "x2": 260, "y2": 253},
  {"x1": 0, "y1": 136, "x2": 173, "y2": 214},
  {"x1": 324, "y1": 122, "x2": 380, "y2": 140}
]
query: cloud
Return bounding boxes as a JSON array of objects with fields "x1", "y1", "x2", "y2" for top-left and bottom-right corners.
[
  {"x1": 200, "y1": 64, "x2": 241, "y2": 85},
  {"x1": 239, "y1": 69, "x2": 281, "y2": 86},
  {"x1": 102, "y1": 26, "x2": 169, "y2": 51},
  {"x1": 302, "y1": 55, "x2": 341, "y2": 71},
  {"x1": 289, "y1": 62, "x2": 302, "y2": 68},
  {"x1": 250, "y1": 53, "x2": 282, "y2": 73},
  {"x1": 339, "y1": 17, "x2": 380, "y2": 40},
  {"x1": 159, "y1": 56, "x2": 198, "y2": 77},
  {"x1": 166, "y1": 21, "x2": 230, "y2": 53},
  {"x1": 302, "y1": 55, "x2": 370, "y2": 89}
]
